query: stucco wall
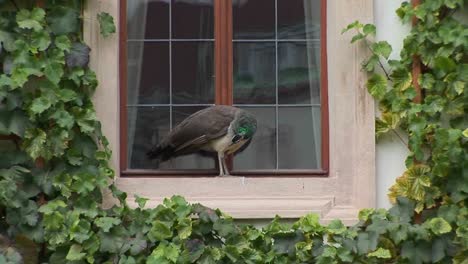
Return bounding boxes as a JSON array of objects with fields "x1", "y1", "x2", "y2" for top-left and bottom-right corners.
[{"x1": 374, "y1": 0, "x2": 410, "y2": 208}]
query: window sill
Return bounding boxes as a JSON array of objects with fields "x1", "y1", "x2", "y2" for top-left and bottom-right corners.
[
  {"x1": 121, "y1": 169, "x2": 328, "y2": 177},
  {"x1": 116, "y1": 175, "x2": 365, "y2": 224}
]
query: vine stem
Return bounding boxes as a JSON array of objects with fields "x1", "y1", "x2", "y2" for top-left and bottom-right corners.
[
  {"x1": 391, "y1": 129, "x2": 409, "y2": 149},
  {"x1": 360, "y1": 34, "x2": 392, "y2": 81}
]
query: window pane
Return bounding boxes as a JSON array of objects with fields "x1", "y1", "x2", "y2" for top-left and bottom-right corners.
[
  {"x1": 277, "y1": 0, "x2": 320, "y2": 39},
  {"x1": 278, "y1": 107, "x2": 321, "y2": 169},
  {"x1": 233, "y1": 107, "x2": 276, "y2": 170},
  {"x1": 172, "y1": 0, "x2": 214, "y2": 39},
  {"x1": 233, "y1": 0, "x2": 275, "y2": 39},
  {"x1": 172, "y1": 42, "x2": 214, "y2": 104},
  {"x1": 127, "y1": 0, "x2": 169, "y2": 39},
  {"x1": 127, "y1": 42, "x2": 170, "y2": 105},
  {"x1": 278, "y1": 41, "x2": 320, "y2": 104},
  {"x1": 233, "y1": 42, "x2": 276, "y2": 104},
  {"x1": 127, "y1": 106, "x2": 170, "y2": 169}
]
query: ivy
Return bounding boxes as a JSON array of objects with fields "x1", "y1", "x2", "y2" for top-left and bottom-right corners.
[{"x1": 0, "y1": 0, "x2": 467, "y2": 263}]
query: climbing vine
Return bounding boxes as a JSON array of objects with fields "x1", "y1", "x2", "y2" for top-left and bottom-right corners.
[{"x1": 0, "y1": 0, "x2": 466, "y2": 263}]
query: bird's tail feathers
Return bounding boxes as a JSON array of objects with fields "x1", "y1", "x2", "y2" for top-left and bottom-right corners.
[{"x1": 146, "y1": 144, "x2": 174, "y2": 161}]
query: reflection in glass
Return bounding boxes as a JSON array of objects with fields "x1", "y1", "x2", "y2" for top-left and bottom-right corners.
[
  {"x1": 278, "y1": 107, "x2": 321, "y2": 169},
  {"x1": 128, "y1": 106, "x2": 170, "y2": 169},
  {"x1": 127, "y1": 0, "x2": 169, "y2": 39},
  {"x1": 172, "y1": 42, "x2": 214, "y2": 104},
  {"x1": 233, "y1": 107, "x2": 276, "y2": 170},
  {"x1": 278, "y1": 42, "x2": 320, "y2": 104},
  {"x1": 277, "y1": 0, "x2": 320, "y2": 39},
  {"x1": 233, "y1": 42, "x2": 276, "y2": 104},
  {"x1": 233, "y1": 0, "x2": 275, "y2": 39},
  {"x1": 127, "y1": 42, "x2": 170, "y2": 105},
  {"x1": 172, "y1": 0, "x2": 214, "y2": 39}
]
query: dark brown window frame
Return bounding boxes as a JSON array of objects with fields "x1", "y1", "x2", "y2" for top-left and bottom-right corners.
[{"x1": 119, "y1": 0, "x2": 329, "y2": 177}]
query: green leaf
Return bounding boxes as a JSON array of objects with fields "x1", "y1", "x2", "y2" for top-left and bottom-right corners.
[
  {"x1": 462, "y1": 128, "x2": 468, "y2": 138},
  {"x1": 95, "y1": 217, "x2": 122, "y2": 232},
  {"x1": 0, "y1": 109, "x2": 30, "y2": 137},
  {"x1": 327, "y1": 219, "x2": 346, "y2": 235},
  {"x1": 294, "y1": 213, "x2": 323, "y2": 233},
  {"x1": 73, "y1": 108, "x2": 97, "y2": 134},
  {"x1": 39, "y1": 199, "x2": 67, "y2": 214},
  {"x1": 66, "y1": 244, "x2": 86, "y2": 261},
  {"x1": 16, "y1": 8, "x2": 45, "y2": 31},
  {"x1": 47, "y1": 6, "x2": 80, "y2": 35},
  {"x1": 44, "y1": 62, "x2": 64, "y2": 85},
  {"x1": 401, "y1": 241, "x2": 431, "y2": 264},
  {"x1": 51, "y1": 110, "x2": 75, "y2": 129},
  {"x1": 376, "y1": 112, "x2": 400, "y2": 137},
  {"x1": 177, "y1": 218, "x2": 192, "y2": 239},
  {"x1": 388, "y1": 197, "x2": 415, "y2": 223},
  {"x1": 23, "y1": 128, "x2": 47, "y2": 159},
  {"x1": 367, "y1": 247, "x2": 391, "y2": 259},
  {"x1": 434, "y1": 57, "x2": 456, "y2": 77},
  {"x1": 366, "y1": 74, "x2": 387, "y2": 99},
  {"x1": 10, "y1": 67, "x2": 43, "y2": 89},
  {"x1": 341, "y1": 20, "x2": 362, "y2": 34},
  {"x1": 66, "y1": 42, "x2": 90, "y2": 68},
  {"x1": 0, "y1": 30, "x2": 16, "y2": 51},
  {"x1": 149, "y1": 221, "x2": 173, "y2": 242},
  {"x1": 97, "y1": 12, "x2": 116, "y2": 38},
  {"x1": 351, "y1": 33, "x2": 365, "y2": 43},
  {"x1": 452, "y1": 81, "x2": 465, "y2": 95},
  {"x1": 30, "y1": 96, "x2": 52, "y2": 114},
  {"x1": 134, "y1": 194, "x2": 149, "y2": 208},
  {"x1": 363, "y1": 24, "x2": 376, "y2": 36},
  {"x1": 31, "y1": 31, "x2": 51, "y2": 52},
  {"x1": 391, "y1": 68, "x2": 412, "y2": 91},
  {"x1": 427, "y1": 217, "x2": 452, "y2": 235},
  {"x1": 358, "y1": 209, "x2": 375, "y2": 221},
  {"x1": 372, "y1": 41, "x2": 392, "y2": 59},
  {"x1": 363, "y1": 54, "x2": 379, "y2": 72}
]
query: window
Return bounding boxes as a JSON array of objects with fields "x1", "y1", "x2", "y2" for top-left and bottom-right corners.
[
  {"x1": 121, "y1": 0, "x2": 328, "y2": 176},
  {"x1": 88, "y1": 0, "x2": 375, "y2": 220}
]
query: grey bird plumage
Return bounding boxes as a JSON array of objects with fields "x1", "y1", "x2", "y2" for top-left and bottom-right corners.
[{"x1": 147, "y1": 105, "x2": 257, "y2": 176}]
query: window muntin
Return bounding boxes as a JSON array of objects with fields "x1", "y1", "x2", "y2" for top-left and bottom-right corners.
[{"x1": 124, "y1": 0, "x2": 325, "y2": 174}]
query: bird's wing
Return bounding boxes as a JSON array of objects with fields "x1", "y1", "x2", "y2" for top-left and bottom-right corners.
[{"x1": 164, "y1": 106, "x2": 237, "y2": 153}]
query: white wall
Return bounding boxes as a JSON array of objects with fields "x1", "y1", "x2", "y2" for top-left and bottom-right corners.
[{"x1": 374, "y1": 0, "x2": 410, "y2": 208}]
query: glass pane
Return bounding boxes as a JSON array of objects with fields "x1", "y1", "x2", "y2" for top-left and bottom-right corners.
[
  {"x1": 233, "y1": 0, "x2": 275, "y2": 39},
  {"x1": 164, "y1": 106, "x2": 215, "y2": 169},
  {"x1": 278, "y1": 107, "x2": 320, "y2": 169},
  {"x1": 233, "y1": 42, "x2": 276, "y2": 104},
  {"x1": 127, "y1": 106, "x2": 170, "y2": 169},
  {"x1": 172, "y1": 42, "x2": 214, "y2": 104},
  {"x1": 127, "y1": 42, "x2": 170, "y2": 105},
  {"x1": 278, "y1": 41, "x2": 320, "y2": 104},
  {"x1": 172, "y1": 0, "x2": 214, "y2": 39},
  {"x1": 127, "y1": 0, "x2": 169, "y2": 39},
  {"x1": 233, "y1": 107, "x2": 276, "y2": 170},
  {"x1": 277, "y1": 0, "x2": 320, "y2": 39}
]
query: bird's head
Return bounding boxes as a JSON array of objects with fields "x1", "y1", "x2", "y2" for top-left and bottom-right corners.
[{"x1": 234, "y1": 111, "x2": 257, "y2": 140}]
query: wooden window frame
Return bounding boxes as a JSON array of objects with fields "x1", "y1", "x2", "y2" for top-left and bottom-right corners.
[{"x1": 119, "y1": 0, "x2": 329, "y2": 177}]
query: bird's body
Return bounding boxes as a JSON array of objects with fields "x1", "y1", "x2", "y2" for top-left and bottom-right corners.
[{"x1": 147, "y1": 105, "x2": 257, "y2": 176}]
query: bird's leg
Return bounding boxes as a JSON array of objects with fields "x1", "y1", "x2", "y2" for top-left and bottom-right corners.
[
  {"x1": 222, "y1": 157, "x2": 231, "y2": 176},
  {"x1": 217, "y1": 153, "x2": 225, "y2": 176}
]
